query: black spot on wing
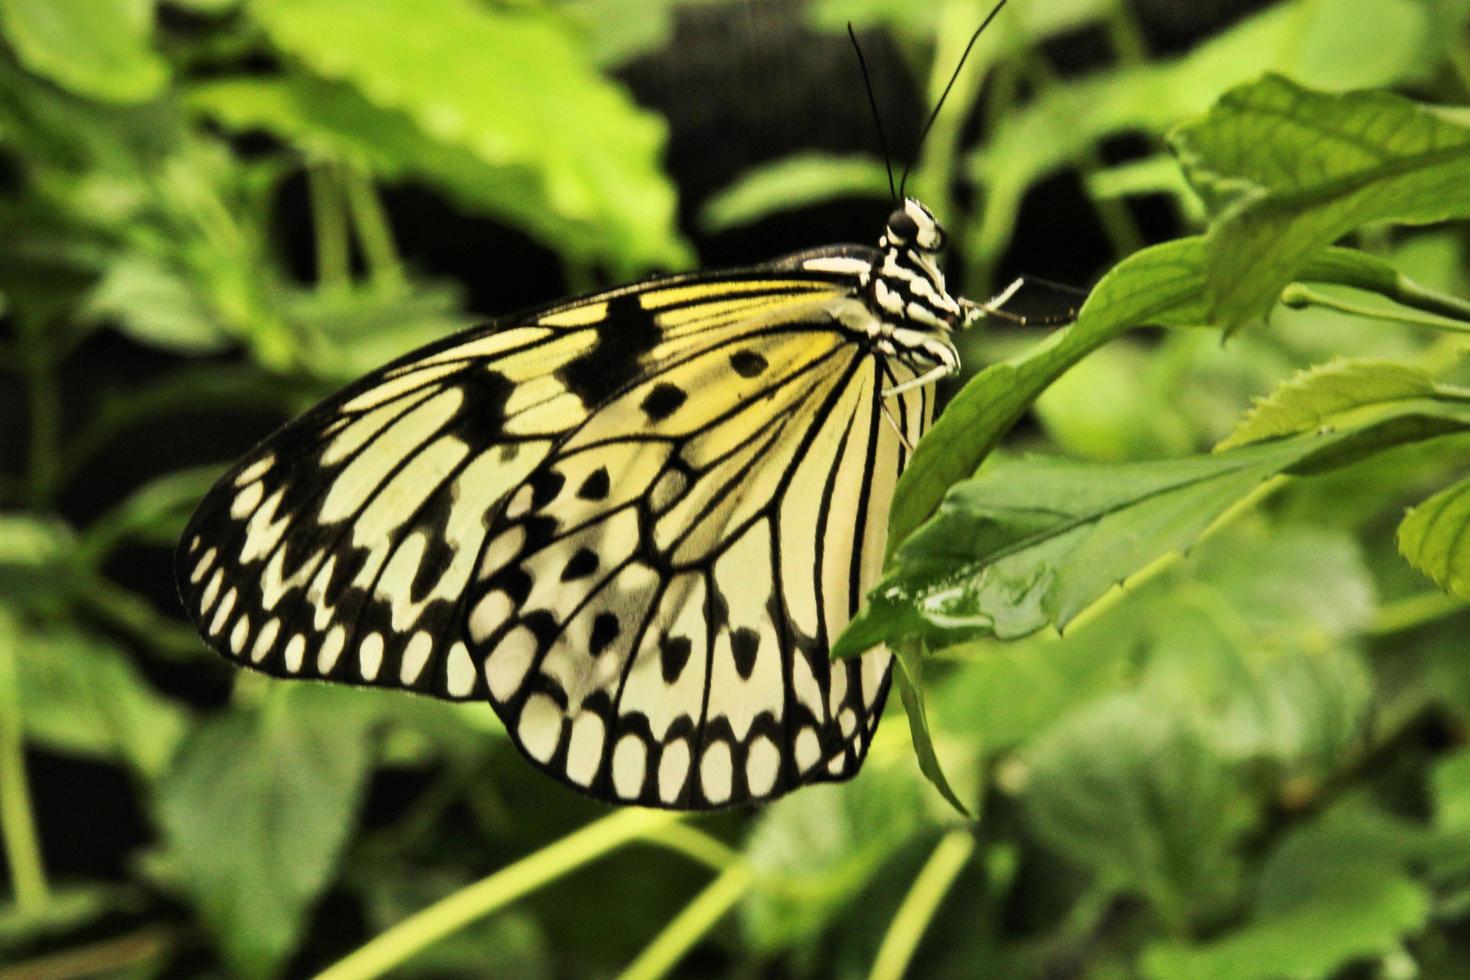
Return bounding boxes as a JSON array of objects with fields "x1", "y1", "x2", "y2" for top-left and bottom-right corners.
[
  {"x1": 555, "y1": 293, "x2": 658, "y2": 405},
  {"x1": 589, "y1": 612, "x2": 620, "y2": 655},
  {"x1": 730, "y1": 627, "x2": 760, "y2": 680},
  {"x1": 640, "y1": 383, "x2": 687, "y2": 421},
  {"x1": 659, "y1": 633, "x2": 693, "y2": 684},
  {"x1": 577, "y1": 466, "x2": 610, "y2": 501},
  {"x1": 452, "y1": 368, "x2": 517, "y2": 448},
  {"x1": 561, "y1": 547, "x2": 599, "y2": 581},
  {"x1": 730, "y1": 350, "x2": 768, "y2": 377},
  {"x1": 529, "y1": 468, "x2": 565, "y2": 509}
]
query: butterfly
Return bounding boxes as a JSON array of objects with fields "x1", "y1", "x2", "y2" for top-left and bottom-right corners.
[{"x1": 176, "y1": 3, "x2": 1017, "y2": 809}]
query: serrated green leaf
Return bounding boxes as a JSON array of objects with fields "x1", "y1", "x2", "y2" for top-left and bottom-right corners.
[
  {"x1": 1172, "y1": 75, "x2": 1470, "y2": 333},
  {"x1": 699, "y1": 154, "x2": 891, "y2": 233},
  {"x1": 847, "y1": 398, "x2": 1470, "y2": 653},
  {"x1": 741, "y1": 751, "x2": 930, "y2": 952},
  {"x1": 248, "y1": 0, "x2": 689, "y2": 274},
  {"x1": 157, "y1": 685, "x2": 376, "y2": 977},
  {"x1": 1398, "y1": 475, "x2": 1470, "y2": 600},
  {"x1": 1022, "y1": 694, "x2": 1251, "y2": 925},
  {"x1": 879, "y1": 237, "x2": 1212, "y2": 580},
  {"x1": 83, "y1": 253, "x2": 231, "y2": 353},
  {"x1": 16, "y1": 624, "x2": 190, "y2": 779},
  {"x1": 1219, "y1": 359, "x2": 1442, "y2": 450},
  {"x1": 1140, "y1": 861, "x2": 1428, "y2": 980},
  {"x1": 0, "y1": 0, "x2": 168, "y2": 104}
]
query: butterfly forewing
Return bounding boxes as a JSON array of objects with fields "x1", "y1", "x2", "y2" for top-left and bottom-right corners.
[{"x1": 177, "y1": 258, "x2": 927, "y2": 807}]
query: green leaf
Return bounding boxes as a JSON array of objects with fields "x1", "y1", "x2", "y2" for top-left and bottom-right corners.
[
  {"x1": 15, "y1": 624, "x2": 189, "y2": 779},
  {"x1": 741, "y1": 752, "x2": 930, "y2": 952},
  {"x1": 1140, "y1": 862, "x2": 1428, "y2": 980},
  {"x1": 1172, "y1": 75, "x2": 1470, "y2": 333},
  {"x1": 966, "y1": 0, "x2": 1421, "y2": 281},
  {"x1": 1219, "y1": 359, "x2": 1443, "y2": 450},
  {"x1": 83, "y1": 253, "x2": 231, "y2": 353},
  {"x1": 248, "y1": 0, "x2": 689, "y2": 274},
  {"x1": 188, "y1": 75, "x2": 668, "y2": 273},
  {"x1": 882, "y1": 237, "x2": 1211, "y2": 573},
  {"x1": 561, "y1": 0, "x2": 683, "y2": 67},
  {"x1": 156, "y1": 686, "x2": 377, "y2": 977},
  {"x1": 1398, "y1": 475, "x2": 1470, "y2": 601},
  {"x1": 892, "y1": 641, "x2": 970, "y2": 816},
  {"x1": 699, "y1": 153, "x2": 891, "y2": 233},
  {"x1": 1434, "y1": 748, "x2": 1470, "y2": 833},
  {"x1": 846, "y1": 397, "x2": 1470, "y2": 653},
  {"x1": 1022, "y1": 693, "x2": 1251, "y2": 926},
  {"x1": 0, "y1": 0, "x2": 168, "y2": 104},
  {"x1": 1142, "y1": 806, "x2": 1437, "y2": 980}
]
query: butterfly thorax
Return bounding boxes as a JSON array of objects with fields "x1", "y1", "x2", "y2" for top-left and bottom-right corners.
[{"x1": 854, "y1": 198, "x2": 964, "y2": 383}]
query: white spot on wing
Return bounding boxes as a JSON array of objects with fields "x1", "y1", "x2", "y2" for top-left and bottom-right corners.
[
  {"x1": 251, "y1": 618, "x2": 280, "y2": 663},
  {"x1": 518, "y1": 694, "x2": 562, "y2": 762},
  {"x1": 234, "y1": 455, "x2": 275, "y2": 486},
  {"x1": 231, "y1": 481, "x2": 264, "y2": 519},
  {"x1": 315, "y1": 628, "x2": 342, "y2": 673},
  {"x1": 359, "y1": 633, "x2": 384, "y2": 680},
  {"x1": 612, "y1": 734, "x2": 647, "y2": 799},
  {"x1": 795, "y1": 728, "x2": 820, "y2": 772},
  {"x1": 746, "y1": 735, "x2": 780, "y2": 797},
  {"x1": 229, "y1": 615, "x2": 251, "y2": 655},
  {"x1": 286, "y1": 633, "x2": 308, "y2": 673},
  {"x1": 399, "y1": 631, "x2": 433, "y2": 684},
  {"x1": 659, "y1": 740, "x2": 690, "y2": 804},
  {"x1": 190, "y1": 547, "x2": 217, "y2": 584},
  {"x1": 700, "y1": 741, "x2": 733, "y2": 805},
  {"x1": 486, "y1": 626, "x2": 537, "y2": 702},
  {"x1": 446, "y1": 642, "x2": 475, "y2": 697},
  {"x1": 565, "y1": 714, "x2": 606, "y2": 787},
  {"x1": 468, "y1": 591, "x2": 513, "y2": 644},
  {"x1": 208, "y1": 588, "x2": 237, "y2": 636}
]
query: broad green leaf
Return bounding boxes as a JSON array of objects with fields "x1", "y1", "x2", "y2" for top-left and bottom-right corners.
[
  {"x1": 1219, "y1": 359, "x2": 1444, "y2": 450},
  {"x1": 188, "y1": 76, "x2": 661, "y2": 272},
  {"x1": 16, "y1": 624, "x2": 189, "y2": 779},
  {"x1": 891, "y1": 641, "x2": 970, "y2": 816},
  {"x1": 248, "y1": 0, "x2": 689, "y2": 274},
  {"x1": 1022, "y1": 694, "x2": 1251, "y2": 925},
  {"x1": 882, "y1": 237, "x2": 1211, "y2": 574},
  {"x1": 1434, "y1": 748, "x2": 1470, "y2": 832},
  {"x1": 561, "y1": 0, "x2": 685, "y2": 67},
  {"x1": 741, "y1": 753, "x2": 930, "y2": 952},
  {"x1": 1140, "y1": 861, "x2": 1428, "y2": 980},
  {"x1": 699, "y1": 154, "x2": 891, "y2": 233},
  {"x1": 1398, "y1": 475, "x2": 1470, "y2": 600},
  {"x1": 83, "y1": 253, "x2": 231, "y2": 353},
  {"x1": 1032, "y1": 341, "x2": 1196, "y2": 461},
  {"x1": 0, "y1": 514, "x2": 73, "y2": 567},
  {"x1": 157, "y1": 686, "x2": 377, "y2": 977},
  {"x1": 1173, "y1": 75, "x2": 1470, "y2": 332},
  {"x1": 965, "y1": 0, "x2": 1420, "y2": 284},
  {"x1": 846, "y1": 398, "x2": 1470, "y2": 654},
  {"x1": 810, "y1": 0, "x2": 1107, "y2": 44},
  {"x1": 0, "y1": 0, "x2": 167, "y2": 104}
]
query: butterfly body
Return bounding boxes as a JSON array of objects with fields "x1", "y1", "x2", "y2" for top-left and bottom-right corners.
[{"x1": 178, "y1": 198, "x2": 976, "y2": 809}]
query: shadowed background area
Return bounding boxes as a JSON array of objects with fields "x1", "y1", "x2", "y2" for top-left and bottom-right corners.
[{"x1": 3, "y1": 0, "x2": 1470, "y2": 977}]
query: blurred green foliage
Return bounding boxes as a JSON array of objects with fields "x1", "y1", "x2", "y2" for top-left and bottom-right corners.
[{"x1": 3, "y1": 1, "x2": 1470, "y2": 978}]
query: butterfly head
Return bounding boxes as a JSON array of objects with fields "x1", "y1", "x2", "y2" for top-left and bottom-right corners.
[{"x1": 869, "y1": 197, "x2": 966, "y2": 337}]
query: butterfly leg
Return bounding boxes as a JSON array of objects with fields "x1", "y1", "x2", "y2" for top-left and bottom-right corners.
[
  {"x1": 880, "y1": 400, "x2": 914, "y2": 451},
  {"x1": 882, "y1": 362, "x2": 952, "y2": 397}
]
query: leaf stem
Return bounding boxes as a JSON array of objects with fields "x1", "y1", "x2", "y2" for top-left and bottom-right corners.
[
  {"x1": 342, "y1": 170, "x2": 404, "y2": 288},
  {"x1": 616, "y1": 862, "x2": 754, "y2": 980},
  {"x1": 1369, "y1": 590, "x2": 1466, "y2": 636},
  {"x1": 313, "y1": 808, "x2": 680, "y2": 980},
  {"x1": 0, "y1": 611, "x2": 50, "y2": 914},
  {"x1": 1282, "y1": 282, "x2": 1470, "y2": 334},
  {"x1": 308, "y1": 161, "x2": 351, "y2": 292},
  {"x1": 868, "y1": 828, "x2": 976, "y2": 980},
  {"x1": 639, "y1": 822, "x2": 741, "y2": 872}
]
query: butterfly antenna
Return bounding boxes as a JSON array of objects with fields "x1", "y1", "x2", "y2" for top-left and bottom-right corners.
[
  {"x1": 899, "y1": 0, "x2": 1007, "y2": 199},
  {"x1": 847, "y1": 23, "x2": 897, "y2": 202}
]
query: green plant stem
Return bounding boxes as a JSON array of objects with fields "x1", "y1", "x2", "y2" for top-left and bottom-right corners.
[
  {"x1": 868, "y1": 829, "x2": 976, "y2": 980},
  {"x1": 343, "y1": 170, "x2": 404, "y2": 287},
  {"x1": 0, "y1": 612, "x2": 49, "y2": 914},
  {"x1": 0, "y1": 926, "x2": 176, "y2": 980},
  {"x1": 616, "y1": 862, "x2": 754, "y2": 980},
  {"x1": 308, "y1": 161, "x2": 351, "y2": 292},
  {"x1": 23, "y1": 343, "x2": 60, "y2": 509},
  {"x1": 1103, "y1": 0, "x2": 1149, "y2": 66},
  {"x1": 639, "y1": 822, "x2": 741, "y2": 872},
  {"x1": 1283, "y1": 282, "x2": 1470, "y2": 333},
  {"x1": 314, "y1": 808, "x2": 681, "y2": 980},
  {"x1": 1369, "y1": 591, "x2": 1466, "y2": 636}
]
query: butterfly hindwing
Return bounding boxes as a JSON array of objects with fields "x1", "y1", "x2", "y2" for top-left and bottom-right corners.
[{"x1": 466, "y1": 283, "x2": 933, "y2": 806}]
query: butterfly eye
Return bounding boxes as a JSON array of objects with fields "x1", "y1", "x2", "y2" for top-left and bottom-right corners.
[{"x1": 886, "y1": 208, "x2": 919, "y2": 242}]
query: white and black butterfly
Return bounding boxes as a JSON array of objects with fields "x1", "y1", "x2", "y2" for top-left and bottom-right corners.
[{"x1": 177, "y1": 8, "x2": 1016, "y2": 810}]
